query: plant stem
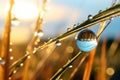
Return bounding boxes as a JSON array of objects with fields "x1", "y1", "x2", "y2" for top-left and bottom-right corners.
[
  {"x1": 0, "y1": 0, "x2": 14, "y2": 80},
  {"x1": 50, "y1": 51, "x2": 85, "y2": 80}
]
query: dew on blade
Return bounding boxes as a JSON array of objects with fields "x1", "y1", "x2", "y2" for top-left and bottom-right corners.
[{"x1": 76, "y1": 29, "x2": 98, "y2": 52}]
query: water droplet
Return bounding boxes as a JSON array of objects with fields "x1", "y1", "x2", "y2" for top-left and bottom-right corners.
[
  {"x1": 34, "y1": 29, "x2": 44, "y2": 37},
  {"x1": 11, "y1": 17, "x2": 20, "y2": 26},
  {"x1": 73, "y1": 24, "x2": 77, "y2": 28},
  {"x1": 9, "y1": 77, "x2": 12, "y2": 80},
  {"x1": 10, "y1": 42, "x2": 13, "y2": 45},
  {"x1": 88, "y1": 15, "x2": 93, "y2": 20},
  {"x1": 20, "y1": 63, "x2": 24, "y2": 67},
  {"x1": 33, "y1": 48, "x2": 37, "y2": 54},
  {"x1": 76, "y1": 29, "x2": 98, "y2": 52},
  {"x1": 98, "y1": 10, "x2": 102, "y2": 13},
  {"x1": 68, "y1": 65, "x2": 73, "y2": 68},
  {"x1": 67, "y1": 28, "x2": 71, "y2": 31},
  {"x1": 9, "y1": 48, "x2": 13, "y2": 52},
  {"x1": 55, "y1": 40, "x2": 61, "y2": 46},
  {"x1": 13, "y1": 70, "x2": 17, "y2": 74},
  {"x1": 10, "y1": 56, "x2": 14, "y2": 60},
  {"x1": 27, "y1": 55, "x2": 31, "y2": 59}
]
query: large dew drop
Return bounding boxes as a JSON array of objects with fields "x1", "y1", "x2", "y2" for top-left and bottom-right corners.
[{"x1": 76, "y1": 29, "x2": 98, "y2": 52}]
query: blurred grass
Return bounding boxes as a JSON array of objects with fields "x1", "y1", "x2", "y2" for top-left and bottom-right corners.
[{"x1": 1, "y1": 38, "x2": 120, "y2": 80}]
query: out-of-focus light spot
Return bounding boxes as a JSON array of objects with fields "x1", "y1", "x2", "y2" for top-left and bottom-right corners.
[
  {"x1": 10, "y1": 56, "x2": 14, "y2": 60},
  {"x1": 106, "y1": 67, "x2": 115, "y2": 76},
  {"x1": 66, "y1": 46, "x2": 73, "y2": 53},
  {"x1": 20, "y1": 63, "x2": 24, "y2": 67},
  {"x1": 10, "y1": 42, "x2": 13, "y2": 45},
  {"x1": 9, "y1": 48, "x2": 13, "y2": 52},
  {"x1": 0, "y1": 57, "x2": 2, "y2": 60},
  {"x1": 9, "y1": 77, "x2": 11, "y2": 80},
  {"x1": 27, "y1": 55, "x2": 31, "y2": 59},
  {"x1": 13, "y1": 70, "x2": 17, "y2": 74},
  {"x1": 6, "y1": 1, "x2": 38, "y2": 20}
]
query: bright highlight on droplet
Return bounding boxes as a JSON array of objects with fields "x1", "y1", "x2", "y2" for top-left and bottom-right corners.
[
  {"x1": 55, "y1": 40, "x2": 61, "y2": 46},
  {"x1": 106, "y1": 67, "x2": 115, "y2": 76},
  {"x1": 68, "y1": 65, "x2": 73, "y2": 68}
]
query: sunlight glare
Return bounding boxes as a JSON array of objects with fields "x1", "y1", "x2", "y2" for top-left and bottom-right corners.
[{"x1": 6, "y1": 1, "x2": 38, "y2": 20}]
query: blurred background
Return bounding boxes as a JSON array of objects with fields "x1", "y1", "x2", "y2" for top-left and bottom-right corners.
[{"x1": 0, "y1": 0, "x2": 120, "y2": 80}]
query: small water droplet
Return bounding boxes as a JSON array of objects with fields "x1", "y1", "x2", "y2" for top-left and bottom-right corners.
[
  {"x1": 98, "y1": 10, "x2": 102, "y2": 13},
  {"x1": 13, "y1": 70, "x2": 17, "y2": 74},
  {"x1": 11, "y1": 17, "x2": 20, "y2": 26},
  {"x1": 10, "y1": 56, "x2": 14, "y2": 60},
  {"x1": 67, "y1": 28, "x2": 71, "y2": 31},
  {"x1": 68, "y1": 65, "x2": 73, "y2": 68},
  {"x1": 73, "y1": 24, "x2": 77, "y2": 28},
  {"x1": 27, "y1": 55, "x2": 31, "y2": 59},
  {"x1": 34, "y1": 29, "x2": 44, "y2": 37},
  {"x1": 9, "y1": 77, "x2": 12, "y2": 80},
  {"x1": 20, "y1": 63, "x2": 24, "y2": 67},
  {"x1": 9, "y1": 48, "x2": 13, "y2": 52},
  {"x1": 55, "y1": 40, "x2": 61, "y2": 46},
  {"x1": 88, "y1": 14, "x2": 93, "y2": 20},
  {"x1": 10, "y1": 42, "x2": 13, "y2": 45}
]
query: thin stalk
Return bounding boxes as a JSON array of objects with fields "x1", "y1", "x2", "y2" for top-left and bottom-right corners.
[
  {"x1": 83, "y1": 48, "x2": 97, "y2": 80},
  {"x1": 100, "y1": 39, "x2": 107, "y2": 80},
  {"x1": 82, "y1": 20, "x2": 107, "y2": 80},
  {"x1": 0, "y1": 0, "x2": 14, "y2": 80},
  {"x1": 69, "y1": 52, "x2": 88, "y2": 80},
  {"x1": 22, "y1": 0, "x2": 48, "y2": 80},
  {"x1": 9, "y1": 3, "x2": 120, "y2": 75},
  {"x1": 50, "y1": 51, "x2": 83, "y2": 80}
]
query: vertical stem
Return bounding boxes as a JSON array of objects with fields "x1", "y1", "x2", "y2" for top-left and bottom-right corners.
[
  {"x1": 22, "y1": 0, "x2": 48, "y2": 80},
  {"x1": 83, "y1": 48, "x2": 97, "y2": 80},
  {"x1": 100, "y1": 39, "x2": 107, "y2": 80},
  {"x1": 82, "y1": 21, "x2": 106, "y2": 80},
  {"x1": 0, "y1": 0, "x2": 14, "y2": 80}
]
